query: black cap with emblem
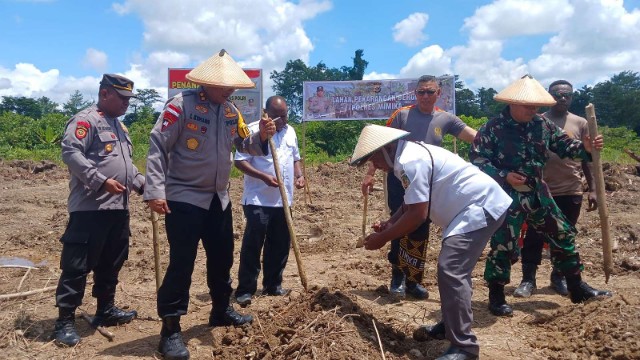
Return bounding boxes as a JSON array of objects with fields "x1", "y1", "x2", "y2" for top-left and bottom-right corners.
[{"x1": 100, "y1": 74, "x2": 136, "y2": 97}]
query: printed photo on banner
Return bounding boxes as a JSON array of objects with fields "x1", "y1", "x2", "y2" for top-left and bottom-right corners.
[{"x1": 302, "y1": 76, "x2": 455, "y2": 122}]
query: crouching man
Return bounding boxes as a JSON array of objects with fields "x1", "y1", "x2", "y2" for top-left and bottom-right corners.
[{"x1": 350, "y1": 124, "x2": 512, "y2": 360}]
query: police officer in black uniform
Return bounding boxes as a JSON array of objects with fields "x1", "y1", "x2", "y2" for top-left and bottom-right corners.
[
  {"x1": 53, "y1": 74, "x2": 144, "y2": 347},
  {"x1": 145, "y1": 50, "x2": 276, "y2": 360}
]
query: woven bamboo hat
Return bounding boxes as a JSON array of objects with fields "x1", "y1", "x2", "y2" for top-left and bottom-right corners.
[
  {"x1": 349, "y1": 124, "x2": 410, "y2": 166},
  {"x1": 494, "y1": 74, "x2": 556, "y2": 106},
  {"x1": 186, "y1": 49, "x2": 255, "y2": 89}
]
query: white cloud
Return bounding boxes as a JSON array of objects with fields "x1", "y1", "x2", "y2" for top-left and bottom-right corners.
[
  {"x1": 446, "y1": 0, "x2": 640, "y2": 91},
  {"x1": 111, "y1": 0, "x2": 331, "y2": 99},
  {"x1": 462, "y1": 0, "x2": 573, "y2": 40},
  {"x1": 0, "y1": 78, "x2": 11, "y2": 90},
  {"x1": 400, "y1": 45, "x2": 453, "y2": 78},
  {"x1": 82, "y1": 48, "x2": 108, "y2": 72},
  {"x1": 392, "y1": 12, "x2": 429, "y2": 47}
]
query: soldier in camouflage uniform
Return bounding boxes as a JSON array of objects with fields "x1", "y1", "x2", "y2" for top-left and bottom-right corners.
[{"x1": 470, "y1": 75, "x2": 611, "y2": 317}]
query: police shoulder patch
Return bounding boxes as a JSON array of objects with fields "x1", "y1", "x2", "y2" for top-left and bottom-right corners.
[{"x1": 401, "y1": 171, "x2": 411, "y2": 189}]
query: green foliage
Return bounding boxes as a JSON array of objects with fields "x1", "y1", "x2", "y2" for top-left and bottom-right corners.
[
  {"x1": 34, "y1": 113, "x2": 67, "y2": 147},
  {"x1": 128, "y1": 118, "x2": 154, "y2": 163},
  {"x1": 296, "y1": 120, "x2": 384, "y2": 159},
  {"x1": 599, "y1": 126, "x2": 640, "y2": 164},
  {"x1": 441, "y1": 115, "x2": 488, "y2": 160},
  {"x1": 62, "y1": 90, "x2": 93, "y2": 117}
]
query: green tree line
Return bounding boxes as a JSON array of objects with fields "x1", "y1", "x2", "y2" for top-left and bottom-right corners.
[{"x1": 0, "y1": 50, "x2": 638, "y2": 164}]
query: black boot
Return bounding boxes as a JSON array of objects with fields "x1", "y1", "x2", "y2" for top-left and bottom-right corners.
[
  {"x1": 513, "y1": 263, "x2": 537, "y2": 298},
  {"x1": 566, "y1": 274, "x2": 612, "y2": 304},
  {"x1": 95, "y1": 299, "x2": 137, "y2": 327},
  {"x1": 52, "y1": 307, "x2": 80, "y2": 347},
  {"x1": 488, "y1": 282, "x2": 513, "y2": 317},
  {"x1": 413, "y1": 320, "x2": 445, "y2": 341},
  {"x1": 406, "y1": 281, "x2": 429, "y2": 300},
  {"x1": 158, "y1": 316, "x2": 190, "y2": 360},
  {"x1": 550, "y1": 267, "x2": 568, "y2": 296},
  {"x1": 390, "y1": 267, "x2": 406, "y2": 298},
  {"x1": 209, "y1": 305, "x2": 253, "y2": 327}
]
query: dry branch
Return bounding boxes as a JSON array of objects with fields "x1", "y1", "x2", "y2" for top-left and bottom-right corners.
[
  {"x1": 16, "y1": 268, "x2": 31, "y2": 292},
  {"x1": 79, "y1": 310, "x2": 114, "y2": 342},
  {"x1": 372, "y1": 319, "x2": 386, "y2": 360},
  {"x1": 624, "y1": 148, "x2": 640, "y2": 163},
  {"x1": 0, "y1": 285, "x2": 57, "y2": 301}
]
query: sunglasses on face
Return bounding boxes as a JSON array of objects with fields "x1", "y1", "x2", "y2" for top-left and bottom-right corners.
[
  {"x1": 416, "y1": 89, "x2": 437, "y2": 96},
  {"x1": 551, "y1": 91, "x2": 572, "y2": 99}
]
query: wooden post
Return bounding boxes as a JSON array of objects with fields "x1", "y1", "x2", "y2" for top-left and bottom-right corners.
[
  {"x1": 357, "y1": 192, "x2": 368, "y2": 248},
  {"x1": 585, "y1": 103, "x2": 613, "y2": 283},
  {"x1": 302, "y1": 121, "x2": 312, "y2": 204},
  {"x1": 267, "y1": 117, "x2": 308, "y2": 290},
  {"x1": 150, "y1": 210, "x2": 162, "y2": 291}
]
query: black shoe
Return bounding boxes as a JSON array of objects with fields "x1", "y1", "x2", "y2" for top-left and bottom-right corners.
[
  {"x1": 390, "y1": 267, "x2": 406, "y2": 298},
  {"x1": 262, "y1": 286, "x2": 290, "y2": 296},
  {"x1": 235, "y1": 293, "x2": 252, "y2": 307},
  {"x1": 52, "y1": 318, "x2": 80, "y2": 347},
  {"x1": 209, "y1": 306, "x2": 253, "y2": 327},
  {"x1": 413, "y1": 321, "x2": 445, "y2": 341},
  {"x1": 406, "y1": 282, "x2": 429, "y2": 300},
  {"x1": 94, "y1": 305, "x2": 137, "y2": 327},
  {"x1": 550, "y1": 269, "x2": 569, "y2": 296},
  {"x1": 435, "y1": 346, "x2": 478, "y2": 360},
  {"x1": 158, "y1": 332, "x2": 190, "y2": 360},
  {"x1": 568, "y1": 281, "x2": 612, "y2": 304},
  {"x1": 488, "y1": 283, "x2": 513, "y2": 317},
  {"x1": 513, "y1": 280, "x2": 536, "y2": 298}
]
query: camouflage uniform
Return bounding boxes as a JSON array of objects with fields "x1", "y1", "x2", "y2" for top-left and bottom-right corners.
[{"x1": 470, "y1": 106, "x2": 592, "y2": 284}]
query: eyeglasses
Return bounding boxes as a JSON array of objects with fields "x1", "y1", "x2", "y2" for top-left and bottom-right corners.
[
  {"x1": 551, "y1": 91, "x2": 572, "y2": 99},
  {"x1": 416, "y1": 89, "x2": 437, "y2": 96}
]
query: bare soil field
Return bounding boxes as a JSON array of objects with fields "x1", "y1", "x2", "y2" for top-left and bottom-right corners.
[{"x1": 0, "y1": 159, "x2": 639, "y2": 359}]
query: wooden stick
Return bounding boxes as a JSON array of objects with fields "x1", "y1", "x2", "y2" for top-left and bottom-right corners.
[
  {"x1": 302, "y1": 121, "x2": 312, "y2": 205},
  {"x1": 357, "y1": 192, "x2": 367, "y2": 248},
  {"x1": 301, "y1": 157, "x2": 312, "y2": 205},
  {"x1": 0, "y1": 285, "x2": 57, "y2": 300},
  {"x1": 267, "y1": 117, "x2": 308, "y2": 290},
  {"x1": 150, "y1": 210, "x2": 162, "y2": 292},
  {"x1": 79, "y1": 310, "x2": 114, "y2": 341},
  {"x1": 585, "y1": 103, "x2": 613, "y2": 283},
  {"x1": 16, "y1": 268, "x2": 31, "y2": 292},
  {"x1": 371, "y1": 319, "x2": 386, "y2": 360},
  {"x1": 624, "y1": 148, "x2": 640, "y2": 163}
]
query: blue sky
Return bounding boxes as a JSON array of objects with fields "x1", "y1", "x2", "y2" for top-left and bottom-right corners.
[{"x1": 1, "y1": 0, "x2": 639, "y2": 107}]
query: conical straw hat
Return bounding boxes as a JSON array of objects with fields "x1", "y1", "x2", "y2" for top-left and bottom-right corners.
[
  {"x1": 349, "y1": 124, "x2": 410, "y2": 166},
  {"x1": 494, "y1": 74, "x2": 556, "y2": 106},
  {"x1": 186, "y1": 49, "x2": 255, "y2": 89}
]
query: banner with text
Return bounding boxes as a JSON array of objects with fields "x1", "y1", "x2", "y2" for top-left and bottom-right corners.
[
  {"x1": 168, "y1": 68, "x2": 263, "y2": 123},
  {"x1": 302, "y1": 76, "x2": 455, "y2": 121}
]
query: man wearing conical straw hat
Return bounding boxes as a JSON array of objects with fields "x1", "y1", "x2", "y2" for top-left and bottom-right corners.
[
  {"x1": 144, "y1": 49, "x2": 276, "y2": 360},
  {"x1": 470, "y1": 74, "x2": 611, "y2": 319},
  {"x1": 350, "y1": 124, "x2": 512, "y2": 360}
]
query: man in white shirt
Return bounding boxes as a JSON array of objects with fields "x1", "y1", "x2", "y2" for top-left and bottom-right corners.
[
  {"x1": 234, "y1": 96, "x2": 305, "y2": 306},
  {"x1": 351, "y1": 124, "x2": 512, "y2": 360}
]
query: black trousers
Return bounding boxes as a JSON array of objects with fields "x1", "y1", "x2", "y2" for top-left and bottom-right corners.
[
  {"x1": 522, "y1": 195, "x2": 583, "y2": 265},
  {"x1": 157, "y1": 196, "x2": 234, "y2": 318},
  {"x1": 236, "y1": 205, "x2": 291, "y2": 296},
  {"x1": 55, "y1": 210, "x2": 130, "y2": 309}
]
